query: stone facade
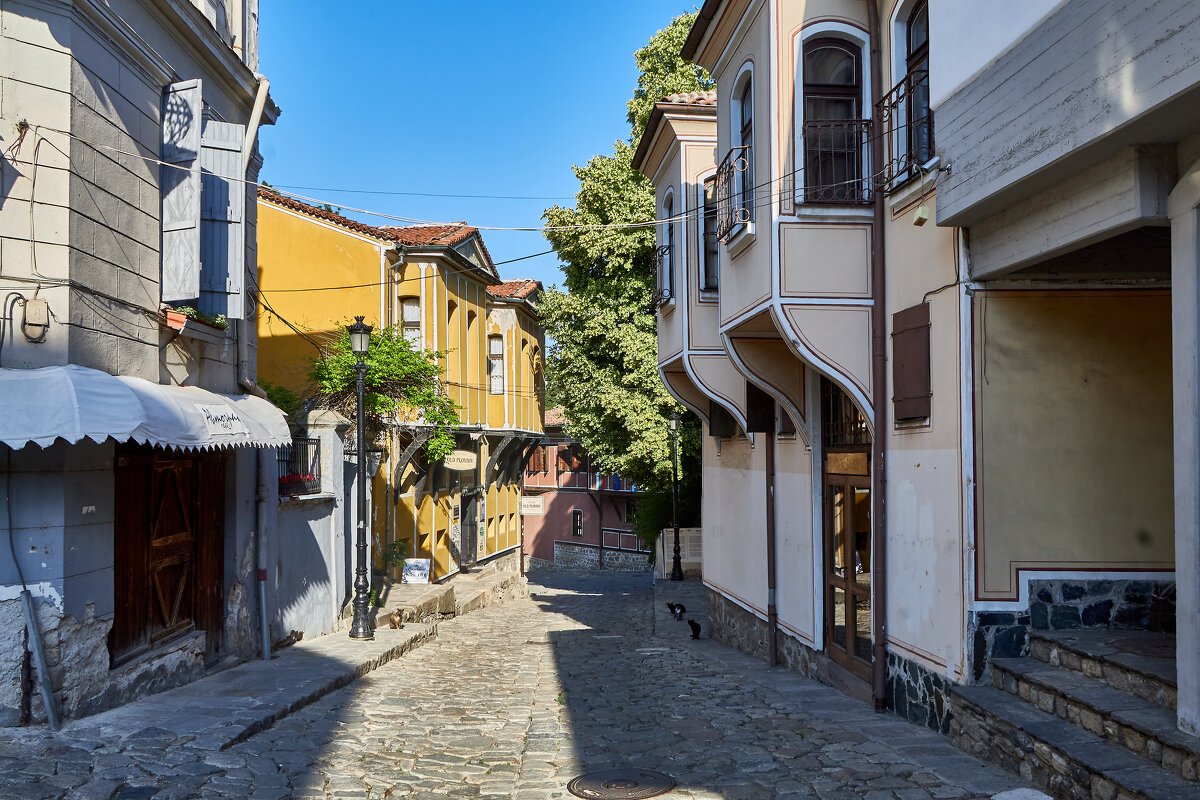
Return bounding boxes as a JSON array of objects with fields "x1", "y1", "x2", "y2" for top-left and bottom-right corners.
[
  {"x1": 548, "y1": 542, "x2": 651, "y2": 572},
  {"x1": 969, "y1": 579, "x2": 1176, "y2": 682},
  {"x1": 887, "y1": 651, "x2": 952, "y2": 734}
]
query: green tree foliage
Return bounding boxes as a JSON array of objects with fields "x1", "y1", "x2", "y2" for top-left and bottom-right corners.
[
  {"x1": 540, "y1": 12, "x2": 711, "y2": 499},
  {"x1": 309, "y1": 326, "x2": 460, "y2": 460}
]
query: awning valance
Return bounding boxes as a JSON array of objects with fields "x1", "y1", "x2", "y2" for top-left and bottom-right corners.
[{"x1": 0, "y1": 365, "x2": 290, "y2": 451}]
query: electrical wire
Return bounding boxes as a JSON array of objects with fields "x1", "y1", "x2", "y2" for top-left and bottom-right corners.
[{"x1": 271, "y1": 184, "x2": 574, "y2": 202}]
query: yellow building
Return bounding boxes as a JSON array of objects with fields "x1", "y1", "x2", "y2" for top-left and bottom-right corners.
[{"x1": 256, "y1": 189, "x2": 545, "y2": 580}]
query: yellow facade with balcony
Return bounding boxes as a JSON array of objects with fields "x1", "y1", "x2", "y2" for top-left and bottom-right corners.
[{"x1": 256, "y1": 190, "x2": 544, "y2": 582}]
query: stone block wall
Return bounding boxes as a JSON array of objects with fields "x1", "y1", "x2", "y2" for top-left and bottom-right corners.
[
  {"x1": 887, "y1": 651, "x2": 952, "y2": 734},
  {"x1": 548, "y1": 542, "x2": 650, "y2": 572}
]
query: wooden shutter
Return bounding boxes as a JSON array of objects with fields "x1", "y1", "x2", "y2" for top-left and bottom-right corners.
[
  {"x1": 745, "y1": 381, "x2": 775, "y2": 433},
  {"x1": 160, "y1": 80, "x2": 202, "y2": 304},
  {"x1": 200, "y1": 120, "x2": 246, "y2": 319},
  {"x1": 892, "y1": 302, "x2": 931, "y2": 420}
]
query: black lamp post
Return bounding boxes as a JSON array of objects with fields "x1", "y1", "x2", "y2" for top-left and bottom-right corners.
[
  {"x1": 669, "y1": 410, "x2": 684, "y2": 581},
  {"x1": 347, "y1": 316, "x2": 374, "y2": 641}
]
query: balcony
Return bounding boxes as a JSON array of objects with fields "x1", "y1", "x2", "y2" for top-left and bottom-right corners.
[
  {"x1": 716, "y1": 145, "x2": 753, "y2": 242},
  {"x1": 801, "y1": 119, "x2": 873, "y2": 204},
  {"x1": 278, "y1": 436, "x2": 321, "y2": 496},
  {"x1": 876, "y1": 68, "x2": 933, "y2": 188},
  {"x1": 651, "y1": 244, "x2": 673, "y2": 306}
]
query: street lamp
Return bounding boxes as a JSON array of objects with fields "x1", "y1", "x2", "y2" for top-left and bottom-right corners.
[
  {"x1": 668, "y1": 410, "x2": 684, "y2": 582},
  {"x1": 348, "y1": 316, "x2": 374, "y2": 641}
]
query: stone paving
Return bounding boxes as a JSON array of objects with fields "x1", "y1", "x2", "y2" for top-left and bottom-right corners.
[{"x1": 0, "y1": 571, "x2": 1032, "y2": 799}]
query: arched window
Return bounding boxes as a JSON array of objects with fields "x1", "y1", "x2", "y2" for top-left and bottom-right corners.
[
  {"x1": 906, "y1": 0, "x2": 932, "y2": 165},
  {"x1": 660, "y1": 194, "x2": 675, "y2": 302},
  {"x1": 488, "y1": 334, "x2": 504, "y2": 394},
  {"x1": 803, "y1": 39, "x2": 865, "y2": 202},
  {"x1": 737, "y1": 75, "x2": 754, "y2": 221}
]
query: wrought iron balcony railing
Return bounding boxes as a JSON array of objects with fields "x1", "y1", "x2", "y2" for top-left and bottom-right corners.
[
  {"x1": 716, "y1": 145, "x2": 753, "y2": 242},
  {"x1": 651, "y1": 244, "x2": 673, "y2": 306},
  {"x1": 801, "y1": 119, "x2": 873, "y2": 204},
  {"x1": 278, "y1": 436, "x2": 321, "y2": 496},
  {"x1": 876, "y1": 68, "x2": 933, "y2": 188}
]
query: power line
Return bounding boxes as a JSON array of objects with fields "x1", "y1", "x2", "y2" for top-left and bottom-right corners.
[{"x1": 270, "y1": 184, "x2": 574, "y2": 202}]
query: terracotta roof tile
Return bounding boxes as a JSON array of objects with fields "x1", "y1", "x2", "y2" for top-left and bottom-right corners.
[
  {"x1": 661, "y1": 90, "x2": 717, "y2": 106},
  {"x1": 544, "y1": 407, "x2": 566, "y2": 426},
  {"x1": 487, "y1": 279, "x2": 542, "y2": 300},
  {"x1": 258, "y1": 187, "x2": 398, "y2": 241}
]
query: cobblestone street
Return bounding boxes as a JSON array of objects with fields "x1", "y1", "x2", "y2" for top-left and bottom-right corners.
[{"x1": 0, "y1": 572, "x2": 1029, "y2": 799}]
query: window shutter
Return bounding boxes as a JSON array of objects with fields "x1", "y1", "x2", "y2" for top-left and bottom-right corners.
[
  {"x1": 892, "y1": 302, "x2": 931, "y2": 420},
  {"x1": 160, "y1": 80, "x2": 202, "y2": 304},
  {"x1": 199, "y1": 120, "x2": 246, "y2": 319}
]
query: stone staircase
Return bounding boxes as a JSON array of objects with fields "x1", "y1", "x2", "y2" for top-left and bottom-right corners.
[{"x1": 950, "y1": 629, "x2": 1200, "y2": 800}]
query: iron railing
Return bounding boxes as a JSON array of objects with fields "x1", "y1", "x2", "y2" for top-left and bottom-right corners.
[
  {"x1": 715, "y1": 145, "x2": 753, "y2": 241},
  {"x1": 876, "y1": 68, "x2": 932, "y2": 188},
  {"x1": 278, "y1": 436, "x2": 321, "y2": 496},
  {"x1": 651, "y1": 244, "x2": 673, "y2": 305},
  {"x1": 801, "y1": 119, "x2": 873, "y2": 204}
]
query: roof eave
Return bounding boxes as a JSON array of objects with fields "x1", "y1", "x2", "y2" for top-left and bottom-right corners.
[{"x1": 681, "y1": 0, "x2": 723, "y2": 62}]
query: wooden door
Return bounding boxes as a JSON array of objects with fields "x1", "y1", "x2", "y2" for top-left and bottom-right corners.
[
  {"x1": 112, "y1": 447, "x2": 225, "y2": 667},
  {"x1": 824, "y1": 471, "x2": 873, "y2": 681}
]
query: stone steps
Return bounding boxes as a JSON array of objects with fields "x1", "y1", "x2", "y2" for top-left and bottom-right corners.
[
  {"x1": 991, "y1": 657, "x2": 1200, "y2": 785},
  {"x1": 950, "y1": 684, "x2": 1198, "y2": 800},
  {"x1": 1029, "y1": 630, "x2": 1177, "y2": 711}
]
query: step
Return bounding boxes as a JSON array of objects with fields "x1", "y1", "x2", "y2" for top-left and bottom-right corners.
[
  {"x1": 990, "y1": 657, "x2": 1200, "y2": 786},
  {"x1": 950, "y1": 684, "x2": 1199, "y2": 800},
  {"x1": 1029, "y1": 630, "x2": 1177, "y2": 711}
]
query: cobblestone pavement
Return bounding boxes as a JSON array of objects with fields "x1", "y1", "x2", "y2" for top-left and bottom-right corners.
[{"x1": 0, "y1": 572, "x2": 1029, "y2": 799}]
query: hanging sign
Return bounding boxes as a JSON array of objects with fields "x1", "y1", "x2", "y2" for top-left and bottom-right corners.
[{"x1": 443, "y1": 450, "x2": 478, "y2": 471}]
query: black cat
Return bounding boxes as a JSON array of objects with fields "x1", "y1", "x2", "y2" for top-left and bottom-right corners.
[{"x1": 688, "y1": 619, "x2": 701, "y2": 639}]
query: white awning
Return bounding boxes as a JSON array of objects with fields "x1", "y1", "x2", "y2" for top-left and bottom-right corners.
[{"x1": 0, "y1": 365, "x2": 290, "y2": 451}]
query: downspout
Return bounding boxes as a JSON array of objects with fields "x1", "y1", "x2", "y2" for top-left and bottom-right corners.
[
  {"x1": 766, "y1": 427, "x2": 778, "y2": 667},
  {"x1": 239, "y1": 75, "x2": 273, "y2": 661},
  {"x1": 866, "y1": 0, "x2": 890, "y2": 713}
]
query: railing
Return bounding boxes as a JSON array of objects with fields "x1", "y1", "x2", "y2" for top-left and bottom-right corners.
[
  {"x1": 876, "y1": 68, "x2": 933, "y2": 188},
  {"x1": 715, "y1": 145, "x2": 753, "y2": 241},
  {"x1": 651, "y1": 244, "x2": 672, "y2": 305},
  {"x1": 801, "y1": 119, "x2": 873, "y2": 204},
  {"x1": 602, "y1": 528, "x2": 650, "y2": 553},
  {"x1": 278, "y1": 437, "x2": 321, "y2": 496}
]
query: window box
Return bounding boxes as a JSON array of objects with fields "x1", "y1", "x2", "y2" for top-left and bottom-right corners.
[{"x1": 163, "y1": 308, "x2": 228, "y2": 345}]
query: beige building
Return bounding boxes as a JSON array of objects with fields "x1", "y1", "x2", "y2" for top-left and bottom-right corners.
[{"x1": 639, "y1": 2, "x2": 1196, "y2": 793}]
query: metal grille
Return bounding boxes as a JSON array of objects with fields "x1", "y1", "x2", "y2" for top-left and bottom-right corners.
[
  {"x1": 876, "y1": 69, "x2": 932, "y2": 188},
  {"x1": 801, "y1": 119, "x2": 872, "y2": 204},
  {"x1": 651, "y1": 244, "x2": 672, "y2": 305},
  {"x1": 821, "y1": 380, "x2": 871, "y2": 449},
  {"x1": 277, "y1": 437, "x2": 321, "y2": 496},
  {"x1": 715, "y1": 145, "x2": 753, "y2": 241}
]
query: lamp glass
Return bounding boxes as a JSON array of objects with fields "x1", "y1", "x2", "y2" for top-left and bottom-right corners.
[
  {"x1": 668, "y1": 411, "x2": 679, "y2": 432},
  {"x1": 347, "y1": 316, "x2": 372, "y2": 357}
]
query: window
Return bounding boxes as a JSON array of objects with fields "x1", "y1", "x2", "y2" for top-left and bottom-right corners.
[
  {"x1": 400, "y1": 297, "x2": 420, "y2": 346},
  {"x1": 571, "y1": 508, "x2": 584, "y2": 537},
  {"x1": 660, "y1": 194, "x2": 675, "y2": 302},
  {"x1": 737, "y1": 77, "x2": 755, "y2": 222},
  {"x1": 488, "y1": 335, "x2": 504, "y2": 394},
  {"x1": 892, "y1": 302, "x2": 931, "y2": 421},
  {"x1": 905, "y1": 1, "x2": 932, "y2": 166},
  {"x1": 701, "y1": 176, "x2": 719, "y2": 292},
  {"x1": 803, "y1": 39, "x2": 866, "y2": 203}
]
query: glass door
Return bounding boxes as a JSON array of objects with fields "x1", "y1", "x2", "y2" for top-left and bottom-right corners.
[{"x1": 824, "y1": 471, "x2": 872, "y2": 680}]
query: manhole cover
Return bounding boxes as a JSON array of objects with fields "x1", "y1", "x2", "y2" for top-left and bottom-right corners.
[
  {"x1": 1111, "y1": 635, "x2": 1176, "y2": 659},
  {"x1": 567, "y1": 768, "x2": 676, "y2": 799}
]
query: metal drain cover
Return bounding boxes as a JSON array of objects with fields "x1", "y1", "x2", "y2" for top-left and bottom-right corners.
[{"x1": 567, "y1": 768, "x2": 676, "y2": 799}]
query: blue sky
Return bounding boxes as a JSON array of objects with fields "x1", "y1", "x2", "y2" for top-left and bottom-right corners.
[{"x1": 258, "y1": 1, "x2": 696, "y2": 290}]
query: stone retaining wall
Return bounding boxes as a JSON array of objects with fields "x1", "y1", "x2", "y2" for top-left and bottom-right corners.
[{"x1": 543, "y1": 542, "x2": 651, "y2": 572}]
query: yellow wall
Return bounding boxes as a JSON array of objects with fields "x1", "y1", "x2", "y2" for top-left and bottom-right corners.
[
  {"x1": 974, "y1": 290, "x2": 1175, "y2": 600},
  {"x1": 256, "y1": 201, "x2": 388, "y2": 395}
]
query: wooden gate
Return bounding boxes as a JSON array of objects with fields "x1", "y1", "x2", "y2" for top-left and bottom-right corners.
[{"x1": 112, "y1": 447, "x2": 225, "y2": 667}]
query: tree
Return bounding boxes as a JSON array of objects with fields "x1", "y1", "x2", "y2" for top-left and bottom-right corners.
[
  {"x1": 309, "y1": 326, "x2": 460, "y2": 460},
  {"x1": 540, "y1": 13, "x2": 711, "y2": 531}
]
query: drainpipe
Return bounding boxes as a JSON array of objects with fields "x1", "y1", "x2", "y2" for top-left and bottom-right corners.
[
  {"x1": 766, "y1": 428, "x2": 778, "y2": 667},
  {"x1": 255, "y1": 448, "x2": 271, "y2": 660},
  {"x1": 867, "y1": 0, "x2": 890, "y2": 713},
  {"x1": 237, "y1": 75, "x2": 271, "y2": 399}
]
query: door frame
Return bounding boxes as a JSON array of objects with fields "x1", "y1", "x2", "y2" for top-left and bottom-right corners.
[{"x1": 823, "y1": 465, "x2": 873, "y2": 681}]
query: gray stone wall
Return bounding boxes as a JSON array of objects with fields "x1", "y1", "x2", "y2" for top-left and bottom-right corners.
[
  {"x1": 549, "y1": 542, "x2": 651, "y2": 572},
  {"x1": 887, "y1": 651, "x2": 952, "y2": 734},
  {"x1": 968, "y1": 578, "x2": 1175, "y2": 682}
]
